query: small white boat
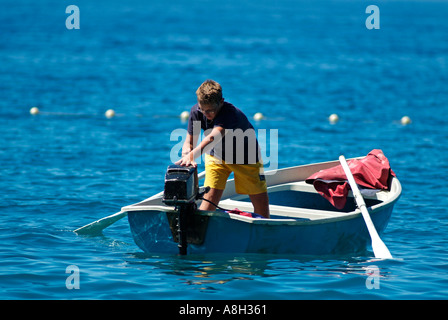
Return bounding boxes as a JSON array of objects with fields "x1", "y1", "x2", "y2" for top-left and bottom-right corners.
[{"x1": 122, "y1": 156, "x2": 401, "y2": 256}]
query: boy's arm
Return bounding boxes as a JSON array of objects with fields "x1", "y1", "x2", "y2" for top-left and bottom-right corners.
[
  {"x1": 176, "y1": 126, "x2": 224, "y2": 167},
  {"x1": 181, "y1": 133, "x2": 196, "y2": 156}
]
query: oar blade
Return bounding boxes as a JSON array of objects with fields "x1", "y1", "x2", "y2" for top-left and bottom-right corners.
[
  {"x1": 74, "y1": 211, "x2": 127, "y2": 235},
  {"x1": 371, "y1": 235, "x2": 393, "y2": 259}
]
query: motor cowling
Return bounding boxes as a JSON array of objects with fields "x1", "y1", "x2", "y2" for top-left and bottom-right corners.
[{"x1": 163, "y1": 165, "x2": 199, "y2": 206}]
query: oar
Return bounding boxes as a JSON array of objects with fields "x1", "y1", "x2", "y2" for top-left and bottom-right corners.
[
  {"x1": 339, "y1": 155, "x2": 393, "y2": 259},
  {"x1": 74, "y1": 209, "x2": 128, "y2": 235},
  {"x1": 74, "y1": 189, "x2": 165, "y2": 235},
  {"x1": 74, "y1": 170, "x2": 206, "y2": 235}
]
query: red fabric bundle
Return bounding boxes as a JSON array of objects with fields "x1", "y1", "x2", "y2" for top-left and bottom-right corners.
[
  {"x1": 226, "y1": 208, "x2": 264, "y2": 219},
  {"x1": 305, "y1": 149, "x2": 396, "y2": 209}
]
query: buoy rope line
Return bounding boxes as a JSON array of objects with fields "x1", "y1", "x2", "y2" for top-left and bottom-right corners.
[{"x1": 29, "y1": 107, "x2": 412, "y2": 126}]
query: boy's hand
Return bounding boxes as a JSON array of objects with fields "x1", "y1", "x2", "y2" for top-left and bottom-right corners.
[{"x1": 175, "y1": 152, "x2": 197, "y2": 167}]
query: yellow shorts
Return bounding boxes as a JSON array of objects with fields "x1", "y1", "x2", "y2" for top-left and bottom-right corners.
[{"x1": 203, "y1": 154, "x2": 267, "y2": 195}]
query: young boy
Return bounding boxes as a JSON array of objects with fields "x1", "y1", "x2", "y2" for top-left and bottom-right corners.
[{"x1": 176, "y1": 80, "x2": 270, "y2": 218}]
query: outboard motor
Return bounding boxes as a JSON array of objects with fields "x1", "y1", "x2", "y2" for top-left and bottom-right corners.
[{"x1": 162, "y1": 165, "x2": 208, "y2": 255}]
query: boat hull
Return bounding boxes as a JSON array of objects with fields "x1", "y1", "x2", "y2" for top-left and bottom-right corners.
[
  {"x1": 127, "y1": 203, "x2": 394, "y2": 255},
  {"x1": 124, "y1": 158, "x2": 401, "y2": 256}
]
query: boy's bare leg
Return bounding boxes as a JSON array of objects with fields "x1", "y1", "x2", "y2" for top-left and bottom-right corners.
[
  {"x1": 199, "y1": 188, "x2": 224, "y2": 211},
  {"x1": 200, "y1": 188, "x2": 270, "y2": 218},
  {"x1": 249, "y1": 192, "x2": 270, "y2": 218}
]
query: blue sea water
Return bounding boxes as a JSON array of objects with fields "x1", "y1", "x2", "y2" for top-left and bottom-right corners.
[{"x1": 1, "y1": 0, "x2": 447, "y2": 300}]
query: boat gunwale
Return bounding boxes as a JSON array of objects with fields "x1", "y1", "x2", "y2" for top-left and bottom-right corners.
[
  {"x1": 123, "y1": 177, "x2": 400, "y2": 227},
  {"x1": 122, "y1": 159, "x2": 401, "y2": 227}
]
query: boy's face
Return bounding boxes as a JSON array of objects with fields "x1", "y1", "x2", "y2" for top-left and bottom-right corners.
[{"x1": 198, "y1": 100, "x2": 223, "y2": 121}]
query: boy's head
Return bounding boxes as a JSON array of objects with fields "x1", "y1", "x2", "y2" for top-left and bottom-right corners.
[
  {"x1": 196, "y1": 80, "x2": 223, "y2": 107},
  {"x1": 196, "y1": 80, "x2": 224, "y2": 120}
]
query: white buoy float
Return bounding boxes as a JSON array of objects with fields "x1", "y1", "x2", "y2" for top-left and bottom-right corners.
[
  {"x1": 30, "y1": 107, "x2": 39, "y2": 115},
  {"x1": 253, "y1": 112, "x2": 264, "y2": 121},
  {"x1": 105, "y1": 109, "x2": 115, "y2": 118},
  {"x1": 400, "y1": 116, "x2": 412, "y2": 125},
  {"x1": 329, "y1": 113, "x2": 339, "y2": 124},
  {"x1": 180, "y1": 110, "x2": 189, "y2": 121}
]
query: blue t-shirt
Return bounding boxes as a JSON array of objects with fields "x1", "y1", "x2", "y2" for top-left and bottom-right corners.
[{"x1": 187, "y1": 101, "x2": 260, "y2": 164}]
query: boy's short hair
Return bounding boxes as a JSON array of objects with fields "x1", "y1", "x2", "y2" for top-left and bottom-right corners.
[{"x1": 196, "y1": 80, "x2": 223, "y2": 106}]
